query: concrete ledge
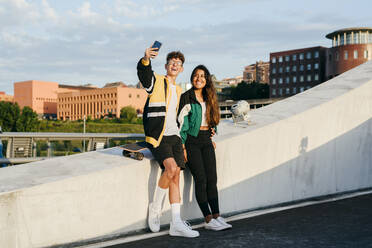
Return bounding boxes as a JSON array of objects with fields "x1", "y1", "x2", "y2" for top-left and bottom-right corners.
[{"x1": 0, "y1": 61, "x2": 371, "y2": 247}]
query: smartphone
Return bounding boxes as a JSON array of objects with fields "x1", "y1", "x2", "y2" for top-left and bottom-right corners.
[{"x1": 151, "y1": 41, "x2": 162, "y2": 51}]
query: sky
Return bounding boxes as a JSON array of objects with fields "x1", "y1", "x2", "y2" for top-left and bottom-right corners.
[{"x1": 0, "y1": 0, "x2": 371, "y2": 94}]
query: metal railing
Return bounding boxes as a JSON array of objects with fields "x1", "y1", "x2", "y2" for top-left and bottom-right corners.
[{"x1": 0, "y1": 132, "x2": 144, "y2": 164}]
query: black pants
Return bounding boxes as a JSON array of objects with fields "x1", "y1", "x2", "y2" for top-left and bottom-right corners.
[{"x1": 185, "y1": 130, "x2": 219, "y2": 217}]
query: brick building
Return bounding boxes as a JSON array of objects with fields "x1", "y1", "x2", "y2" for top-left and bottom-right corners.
[
  {"x1": 269, "y1": 47, "x2": 327, "y2": 98},
  {"x1": 243, "y1": 61, "x2": 270, "y2": 83},
  {"x1": 0, "y1": 92, "x2": 14, "y2": 102},
  {"x1": 269, "y1": 27, "x2": 372, "y2": 98}
]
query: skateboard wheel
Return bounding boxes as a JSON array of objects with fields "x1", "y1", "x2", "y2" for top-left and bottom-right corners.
[{"x1": 135, "y1": 153, "x2": 144, "y2": 160}]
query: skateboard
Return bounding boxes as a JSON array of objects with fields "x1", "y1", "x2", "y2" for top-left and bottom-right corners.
[{"x1": 119, "y1": 141, "x2": 148, "y2": 160}]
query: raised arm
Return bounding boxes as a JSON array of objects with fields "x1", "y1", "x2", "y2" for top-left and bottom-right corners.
[{"x1": 137, "y1": 46, "x2": 159, "y2": 94}]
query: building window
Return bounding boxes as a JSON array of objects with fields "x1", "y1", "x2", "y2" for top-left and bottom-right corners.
[
  {"x1": 272, "y1": 78, "x2": 276, "y2": 85},
  {"x1": 353, "y1": 33, "x2": 359, "y2": 44},
  {"x1": 315, "y1": 74, "x2": 319, "y2": 81},
  {"x1": 137, "y1": 94, "x2": 140, "y2": 98},
  {"x1": 292, "y1": 87, "x2": 297, "y2": 94},
  {"x1": 344, "y1": 51, "x2": 348, "y2": 60},
  {"x1": 335, "y1": 51, "x2": 339, "y2": 61},
  {"x1": 314, "y1": 51, "x2": 319, "y2": 58},
  {"x1": 272, "y1": 57, "x2": 276, "y2": 63},
  {"x1": 292, "y1": 54, "x2": 297, "y2": 61},
  {"x1": 286, "y1": 88, "x2": 290, "y2": 95},
  {"x1": 286, "y1": 77, "x2": 290, "y2": 84},
  {"x1": 292, "y1": 65, "x2": 297, "y2": 72},
  {"x1": 285, "y1": 66, "x2": 290, "y2": 73},
  {"x1": 293, "y1": 76, "x2": 297, "y2": 83},
  {"x1": 346, "y1": 33, "x2": 352, "y2": 44},
  {"x1": 299, "y1": 53, "x2": 304, "y2": 60},
  {"x1": 340, "y1": 35, "x2": 344, "y2": 45},
  {"x1": 279, "y1": 78, "x2": 283, "y2": 84},
  {"x1": 279, "y1": 56, "x2": 283, "y2": 63},
  {"x1": 314, "y1": 63, "x2": 319, "y2": 70},
  {"x1": 307, "y1": 64, "x2": 312, "y2": 70},
  {"x1": 354, "y1": 50, "x2": 358, "y2": 59},
  {"x1": 279, "y1": 88, "x2": 283, "y2": 96},
  {"x1": 306, "y1": 52, "x2": 312, "y2": 59},
  {"x1": 285, "y1": 56, "x2": 290, "y2": 62},
  {"x1": 272, "y1": 68, "x2": 276, "y2": 74},
  {"x1": 279, "y1": 67, "x2": 283, "y2": 73},
  {"x1": 272, "y1": 89, "x2": 276, "y2": 96},
  {"x1": 300, "y1": 75, "x2": 304, "y2": 82},
  {"x1": 300, "y1": 87, "x2": 304, "y2": 92},
  {"x1": 307, "y1": 75, "x2": 311, "y2": 82},
  {"x1": 300, "y1": 65, "x2": 304, "y2": 71},
  {"x1": 364, "y1": 50, "x2": 368, "y2": 59},
  {"x1": 129, "y1": 94, "x2": 132, "y2": 98}
]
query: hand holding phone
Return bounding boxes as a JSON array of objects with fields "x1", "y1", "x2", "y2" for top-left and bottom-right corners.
[
  {"x1": 151, "y1": 40, "x2": 162, "y2": 51},
  {"x1": 144, "y1": 41, "x2": 162, "y2": 61}
]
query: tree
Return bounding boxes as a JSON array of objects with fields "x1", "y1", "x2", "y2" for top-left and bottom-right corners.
[
  {"x1": 120, "y1": 106, "x2": 137, "y2": 123},
  {"x1": 230, "y1": 81, "x2": 269, "y2": 100},
  {"x1": 0, "y1": 102, "x2": 21, "y2": 131},
  {"x1": 16, "y1": 106, "x2": 39, "y2": 132}
]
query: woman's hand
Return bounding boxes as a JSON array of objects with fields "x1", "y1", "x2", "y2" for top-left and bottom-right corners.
[
  {"x1": 183, "y1": 147, "x2": 188, "y2": 162},
  {"x1": 212, "y1": 141, "x2": 216, "y2": 149}
]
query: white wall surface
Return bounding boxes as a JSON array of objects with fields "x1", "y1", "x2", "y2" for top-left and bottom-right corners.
[{"x1": 0, "y1": 60, "x2": 371, "y2": 247}]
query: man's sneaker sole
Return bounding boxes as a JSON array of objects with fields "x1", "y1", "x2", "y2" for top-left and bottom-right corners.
[
  {"x1": 169, "y1": 229, "x2": 200, "y2": 238},
  {"x1": 204, "y1": 224, "x2": 229, "y2": 231}
]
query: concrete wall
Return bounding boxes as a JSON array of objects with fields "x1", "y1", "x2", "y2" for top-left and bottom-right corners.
[{"x1": 1, "y1": 60, "x2": 371, "y2": 247}]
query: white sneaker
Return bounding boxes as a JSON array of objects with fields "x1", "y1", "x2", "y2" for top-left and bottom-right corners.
[
  {"x1": 169, "y1": 221, "x2": 200, "y2": 238},
  {"x1": 204, "y1": 218, "x2": 227, "y2": 231},
  {"x1": 216, "y1": 216, "x2": 232, "y2": 229},
  {"x1": 148, "y1": 202, "x2": 161, "y2": 232}
]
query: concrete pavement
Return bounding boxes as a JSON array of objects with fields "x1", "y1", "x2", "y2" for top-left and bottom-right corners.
[{"x1": 106, "y1": 193, "x2": 372, "y2": 248}]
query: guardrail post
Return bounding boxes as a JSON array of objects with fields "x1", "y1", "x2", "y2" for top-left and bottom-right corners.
[
  {"x1": 47, "y1": 140, "x2": 52, "y2": 157},
  {"x1": 32, "y1": 142, "x2": 37, "y2": 157},
  {"x1": 6, "y1": 137, "x2": 13, "y2": 158}
]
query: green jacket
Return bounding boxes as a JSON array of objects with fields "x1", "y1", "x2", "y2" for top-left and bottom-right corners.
[{"x1": 177, "y1": 88, "x2": 217, "y2": 144}]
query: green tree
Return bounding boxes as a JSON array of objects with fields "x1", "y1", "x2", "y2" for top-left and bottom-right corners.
[
  {"x1": 230, "y1": 81, "x2": 269, "y2": 100},
  {"x1": 0, "y1": 102, "x2": 21, "y2": 131},
  {"x1": 16, "y1": 106, "x2": 39, "y2": 132},
  {"x1": 120, "y1": 106, "x2": 137, "y2": 123}
]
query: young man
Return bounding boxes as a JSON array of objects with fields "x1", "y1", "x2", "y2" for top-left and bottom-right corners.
[{"x1": 137, "y1": 45, "x2": 199, "y2": 238}]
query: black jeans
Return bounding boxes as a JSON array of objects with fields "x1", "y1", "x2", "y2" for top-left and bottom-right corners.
[{"x1": 185, "y1": 130, "x2": 219, "y2": 217}]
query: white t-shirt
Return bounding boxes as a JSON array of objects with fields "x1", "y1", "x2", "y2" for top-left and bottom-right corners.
[
  {"x1": 164, "y1": 83, "x2": 180, "y2": 136},
  {"x1": 201, "y1": 102, "x2": 208, "y2": 127}
]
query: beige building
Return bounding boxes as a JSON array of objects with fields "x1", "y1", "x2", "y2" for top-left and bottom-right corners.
[
  {"x1": 13, "y1": 80, "x2": 147, "y2": 120},
  {"x1": 58, "y1": 85, "x2": 147, "y2": 120},
  {"x1": 243, "y1": 61, "x2": 270, "y2": 83},
  {"x1": 14, "y1": 80, "x2": 60, "y2": 117},
  {"x1": 0, "y1": 92, "x2": 14, "y2": 102}
]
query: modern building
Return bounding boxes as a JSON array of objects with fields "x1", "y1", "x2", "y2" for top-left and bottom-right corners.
[
  {"x1": 0, "y1": 92, "x2": 14, "y2": 102},
  {"x1": 221, "y1": 76, "x2": 243, "y2": 85},
  {"x1": 325, "y1": 27, "x2": 372, "y2": 79},
  {"x1": 13, "y1": 80, "x2": 147, "y2": 120},
  {"x1": 14, "y1": 80, "x2": 60, "y2": 118},
  {"x1": 57, "y1": 85, "x2": 147, "y2": 121},
  {"x1": 269, "y1": 27, "x2": 372, "y2": 98},
  {"x1": 270, "y1": 46, "x2": 327, "y2": 98},
  {"x1": 243, "y1": 61, "x2": 270, "y2": 84}
]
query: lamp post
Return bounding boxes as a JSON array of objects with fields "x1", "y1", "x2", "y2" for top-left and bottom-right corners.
[{"x1": 83, "y1": 116, "x2": 86, "y2": 152}]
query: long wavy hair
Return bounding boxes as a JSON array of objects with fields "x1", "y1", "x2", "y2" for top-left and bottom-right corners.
[{"x1": 190, "y1": 65, "x2": 220, "y2": 127}]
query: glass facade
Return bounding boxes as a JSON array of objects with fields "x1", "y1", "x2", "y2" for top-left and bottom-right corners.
[{"x1": 330, "y1": 31, "x2": 372, "y2": 47}]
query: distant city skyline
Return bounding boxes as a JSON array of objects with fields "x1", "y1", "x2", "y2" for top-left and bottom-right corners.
[{"x1": 0, "y1": 0, "x2": 371, "y2": 94}]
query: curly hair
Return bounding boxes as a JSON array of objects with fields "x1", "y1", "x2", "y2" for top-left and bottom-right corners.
[
  {"x1": 190, "y1": 65, "x2": 220, "y2": 127},
  {"x1": 166, "y1": 51, "x2": 185, "y2": 64}
]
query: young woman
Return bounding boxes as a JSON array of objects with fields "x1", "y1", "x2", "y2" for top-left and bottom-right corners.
[{"x1": 178, "y1": 65, "x2": 232, "y2": 231}]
